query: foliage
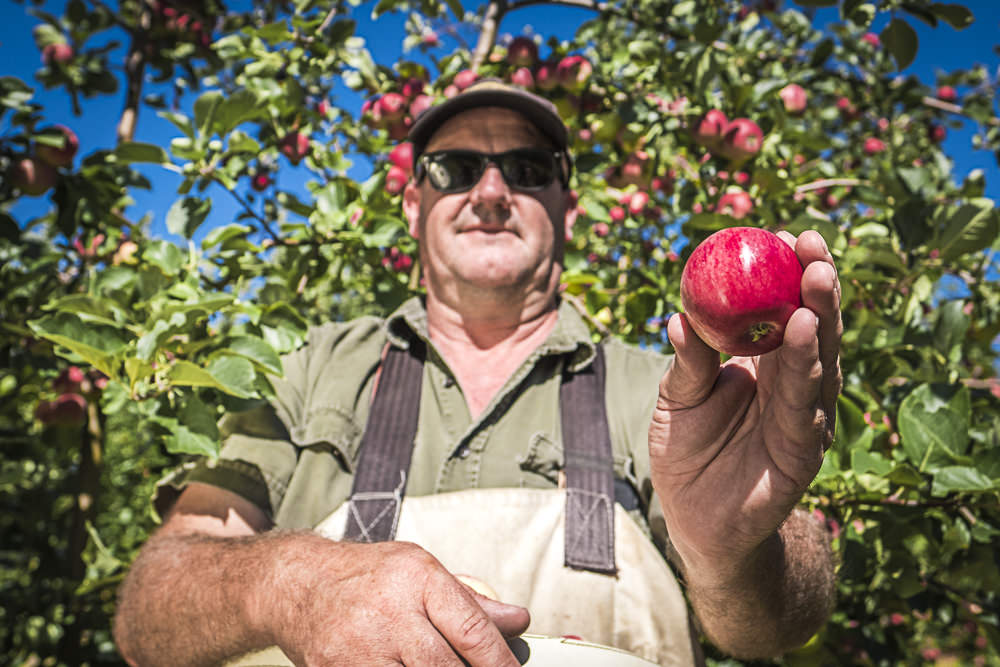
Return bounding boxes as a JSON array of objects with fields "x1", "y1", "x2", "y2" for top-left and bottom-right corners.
[{"x1": 1, "y1": 0, "x2": 999, "y2": 664}]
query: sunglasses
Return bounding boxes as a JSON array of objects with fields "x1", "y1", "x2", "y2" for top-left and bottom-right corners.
[{"x1": 414, "y1": 148, "x2": 570, "y2": 193}]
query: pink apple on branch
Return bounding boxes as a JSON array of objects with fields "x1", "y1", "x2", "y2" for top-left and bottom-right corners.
[
  {"x1": 719, "y1": 118, "x2": 763, "y2": 161},
  {"x1": 36, "y1": 125, "x2": 79, "y2": 167},
  {"x1": 377, "y1": 92, "x2": 408, "y2": 123},
  {"x1": 716, "y1": 190, "x2": 754, "y2": 219},
  {"x1": 534, "y1": 61, "x2": 559, "y2": 91},
  {"x1": 779, "y1": 83, "x2": 807, "y2": 115},
  {"x1": 680, "y1": 226, "x2": 803, "y2": 357},
  {"x1": 510, "y1": 67, "x2": 534, "y2": 88},
  {"x1": 863, "y1": 137, "x2": 885, "y2": 155},
  {"x1": 454, "y1": 69, "x2": 478, "y2": 90},
  {"x1": 936, "y1": 85, "x2": 957, "y2": 102},
  {"x1": 691, "y1": 109, "x2": 728, "y2": 150},
  {"x1": 389, "y1": 141, "x2": 415, "y2": 176},
  {"x1": 42, "y1": 42, "x2": 74, "y2": 65},
  {"x1": 556, "y1": 55, "x2": 592, "y2": 93},
  {"x1": 507, "y1": 36, "x2": 538, "y2": 68},
  {"x1": 10, "y1": 157, "x2": 58, "y2": 196},
  {"x1": 279, "y1": 132, "x2": 310, "y2": 165},
  {"x1": 385, "y1": 165, "x2": 408, "y2": 194}
]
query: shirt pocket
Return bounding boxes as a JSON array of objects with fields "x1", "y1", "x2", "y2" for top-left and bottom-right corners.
[
  {"x1": 288, "y1": 404, "x2": 363, "y2": 473},
  {"x1": 516, "y1": 431, "x2": 563, "y2": 487}
]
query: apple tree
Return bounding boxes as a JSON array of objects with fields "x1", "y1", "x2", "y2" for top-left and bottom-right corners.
[{"x1": 2, "y1": 0, "x2": 998, "y2": 664}]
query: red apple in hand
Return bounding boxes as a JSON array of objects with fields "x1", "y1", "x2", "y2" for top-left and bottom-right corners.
[{"x1": 680, "y1": 227, "x2": 803, "y2": 357}]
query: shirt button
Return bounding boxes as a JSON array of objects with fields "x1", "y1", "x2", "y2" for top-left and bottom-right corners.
[
  {"x1": 458, "y1": 445, "x2": 470, "y2": 458},
  {"x1": 443, "y1": 376, "x2": 455, "y2": 387}
]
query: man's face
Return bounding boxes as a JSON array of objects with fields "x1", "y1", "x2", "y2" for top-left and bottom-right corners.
[{"x1": 402, "y1": 107, "x2": 576, "y2": 300}]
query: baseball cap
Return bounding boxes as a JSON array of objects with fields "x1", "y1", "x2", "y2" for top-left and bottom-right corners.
[{"x1": 407, "y1": 78, "x2": 570, "y2": 158}]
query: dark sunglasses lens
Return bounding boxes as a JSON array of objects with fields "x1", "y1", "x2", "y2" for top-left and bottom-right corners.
[
  {"x1": 426, "y1": 153, "x2": 483, "y2": 191},
  {"x1": 498, "y1": 151, "x2": 556, "y2": 189}
]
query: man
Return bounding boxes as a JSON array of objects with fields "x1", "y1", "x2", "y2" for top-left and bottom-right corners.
[{"x1": 113, "y1": 80, "x2": 842, "y2": 666}]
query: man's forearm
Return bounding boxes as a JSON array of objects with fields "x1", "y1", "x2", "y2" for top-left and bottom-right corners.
[
  {"x1": 681, "y1": 508, "x2": 836, "y2": 660},
  {"x1": 113, "y1": 529, "x2": 311, "y2": 667}
]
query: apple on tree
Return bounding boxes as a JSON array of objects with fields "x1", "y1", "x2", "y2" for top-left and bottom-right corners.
[
  {"x1": 680, "y1": 226, "x2": 803, "y2": 357},
  {"x1": 10, "y1": 157, "x2": 58, "y2": 196},
  {"x1": 36, "y1": 125, "x2": 79, "y2": 167},
  {"x1": 389, "y1": 141, "x2": 415, "y2": 177},
  {"x1": 936, "y1": 85, "x2": 957, "y2": 102},
  {"x1": 691, "y1": 109, "x2": 728, "y2": 150},
  {"x1": 779, "y1": 84, "x2": 807, "y2": 115},
  {"x1": 718, "y1": 118, "x2": 763, "y2": 161},
  {"x1": 534, "y1": 60, "x2": 559, "y2": 91},
  {"x1": 385, "y1": 165, "x2": 408, "y2": 195},
  {"x1": 42, "y1": 42, "x2": 74, "y2": 65},
  {"x1": 506, "y1": 36, "x2": 538, "y2": 68},
  {"x1": 278, "y1": 132, "x2": 310, "y2": 165}
]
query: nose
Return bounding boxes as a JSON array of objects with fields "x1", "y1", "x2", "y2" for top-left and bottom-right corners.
[{"x1": 469, "y1": 162, "x2": 511, "y2": 217}]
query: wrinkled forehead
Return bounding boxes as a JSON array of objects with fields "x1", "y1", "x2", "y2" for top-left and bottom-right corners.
[{"x1": 424, "y1": 106, "x2": 557, "y2": 153}]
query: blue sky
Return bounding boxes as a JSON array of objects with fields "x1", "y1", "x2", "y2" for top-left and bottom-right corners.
[{"x1": 3, "y1": 1, "x2": 999, "y2": 242}]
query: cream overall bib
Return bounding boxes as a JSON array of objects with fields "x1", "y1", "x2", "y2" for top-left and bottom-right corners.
[{"x1": 226, "y1": 344, "x2": 702, "y2": 666}]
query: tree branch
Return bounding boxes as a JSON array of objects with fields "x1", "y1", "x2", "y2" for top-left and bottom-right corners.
[
  {"x1": 472, "y1": 0, "x2": 507, "y2": 70},
  {"x1": 922, "y1": 95, "x2": 1000, "y2": 127}
]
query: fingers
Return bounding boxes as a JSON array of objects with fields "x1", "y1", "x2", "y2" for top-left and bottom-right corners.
[
  {"x1": 775, "y1": 230, "x2": 843, "y2": 447},
  {"x1": 425, "y1": 589, "x2": 523, "y2": 667},
  {"x1": 661, "y1": 312, "x2": 720, "y2": 408},
  {"x1": 475, "y1": 596, "x2": 530, "y2": 639}
]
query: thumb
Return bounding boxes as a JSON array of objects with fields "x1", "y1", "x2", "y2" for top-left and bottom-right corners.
[{"x1": 662, "y1": 313, "x2": 721, "y2": 408}]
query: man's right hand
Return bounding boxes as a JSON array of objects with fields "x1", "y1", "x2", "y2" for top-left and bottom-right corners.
[
  {"x1": 267, "y1": 537, "x2": 530, "y2": 666},
  {"x1": 114, "y1": 483, "x2": 529, "y2": 666}
]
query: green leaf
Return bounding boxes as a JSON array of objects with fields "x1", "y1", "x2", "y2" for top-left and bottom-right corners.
[
  {"x1": 202, "y1": 223, "x2": 252, "y2": 249},
  {"x1": 881, "y1": 18, "x2": 918, "y2": 70},
  {"x1": 938, "y1": 198, "x2": 998, "y2": 262},
  {"x1": 897, "y1": 383, "x2": 971, "y2": 471},
  {"x1": 929, "y1": 3, "x2": 974, "y2": 29},
  {"x1": 28, "y1": 313, "x2": 128, "y2": 377},
  {"x1": 809, "y1": 38, "x2": 835, "y2": 67},
  {"x1": 206, "y1": 355, "x2": 258, "y2": 398},
  {"x1": 225, "y1": 336, "x2": 283, "y2": 376},
  {"x1": 897, "y1": 166, "x2": 929, "y2": 194},
  {"x1": 363, "y1": 216, "x2": 405, "y2": 247},
  {"x1": 194, "y1": 91, "x2": 223, "y2": 135},
  {"x1": 159, "y1": 110, "x2": 195, "y2": 138},
  {"x1": 157, "y1": 418, "x2": 220, "y2": 458},
  {"x1": 144, "y1": 240, "x2": 184, "y2": 275},
  {"x1": 931, "y1": 466, "x2": 996, "y2": 497},
  {"x1": 167, "y1": 197, "x2": 212, "y2": 239},
  {"x1": 443, "y1": 0, "x2": 464, "y2": 20},
  {"x1": 841, "y1": 0, "x2": 875, "y2": 26},
  {"x1": 114, "y1": 142, "x2": 170, "y2": 164},
  {"x1": 213, "y1": 90, "x2": 266, "y2": 135},
  {"x1": 166, "y1": 357, "x2": 256, "y2": 398},
  {"x1": 852, "y1": 448, "x2": 892, "y2": 476}
]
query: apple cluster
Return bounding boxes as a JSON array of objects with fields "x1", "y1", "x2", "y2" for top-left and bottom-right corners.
[
  {"x1": 34, "y1": 366, "x2": 107, "y2": 428},
  {"x1": 149, "y1": 0, "x2": 217, "y2": 53},
  {"x1": 691, "y1": 109, "x2": 764, "y2": 163},
  {"x1": 7, "y1": 125, "x2": 79, "y2": 197}
]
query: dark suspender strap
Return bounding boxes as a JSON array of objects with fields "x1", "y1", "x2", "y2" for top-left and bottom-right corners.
[
  {"x1": 560, "y1": 345, "x2": 617, "y2": 574},
  {"x1": 343, "y1": 342, "x2": 424, "y2": 543}
]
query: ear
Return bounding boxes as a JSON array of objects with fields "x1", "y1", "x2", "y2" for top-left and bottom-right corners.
[
  {"x1": 563, "y1": 189, "x2": 579, "y2": 242},
  {"x1": 402, "y1": 180, "x2": 421, "y2": 239}
]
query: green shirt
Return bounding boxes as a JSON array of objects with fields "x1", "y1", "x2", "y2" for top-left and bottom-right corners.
[{"x1": 157, "y1": 296, "x2": 674, "y2": 548}]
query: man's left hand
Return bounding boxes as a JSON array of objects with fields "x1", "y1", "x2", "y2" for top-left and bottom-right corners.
[{"x1": 649, "y1": 229, "x2": 843, "y2": 581}]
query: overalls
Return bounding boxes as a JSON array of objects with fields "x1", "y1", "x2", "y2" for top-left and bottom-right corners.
[{"x1": 226, "y1": 344, "x2": 702, "y2": 666}]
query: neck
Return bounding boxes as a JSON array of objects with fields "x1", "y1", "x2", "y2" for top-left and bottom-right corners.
[{"x1": 424, "y1": 289, "x2": 561, "y2": 419}]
